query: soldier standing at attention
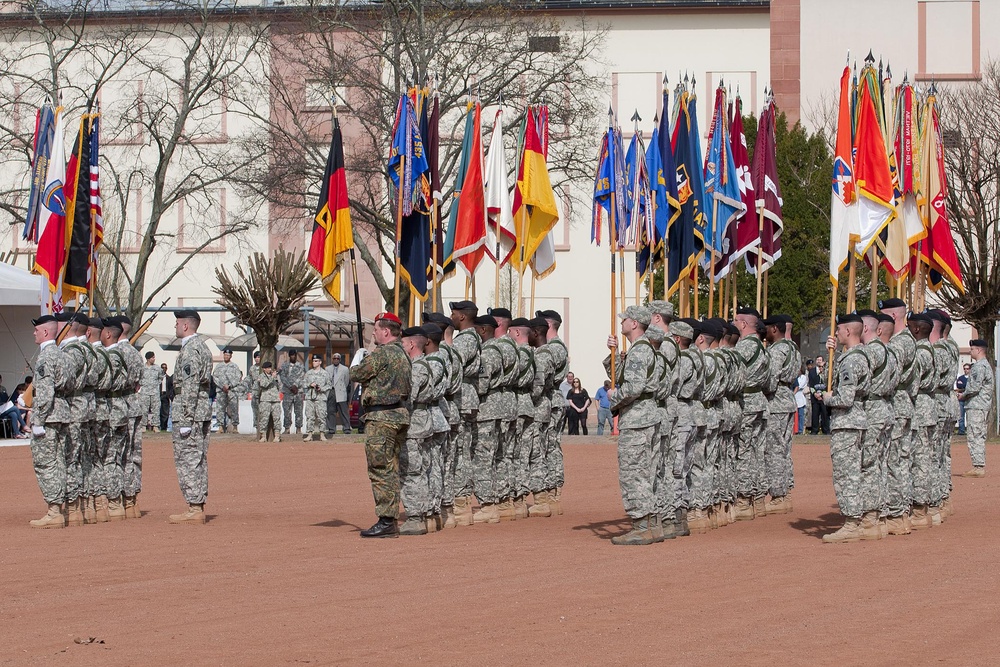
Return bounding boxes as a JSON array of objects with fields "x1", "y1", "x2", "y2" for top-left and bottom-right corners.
[
  {"x1": 246, "y1": 351, "x2": 263, "y2": 437},
  {"x1": 422, "y1": 311, "x2": 464, "y2": 527},
  {"x1": 449, "y1": 300, "x2": 482, "y2": 526},
  {"x1": 86, "y1": 318, "x2": 115, "y2": 522},
  {"x1": 257, "y1": 363, "x2": 282, "y2": 443},
  {"x1": 303, "y1": 354, "x2": 331, "y2": 442},
  {"x1": 507, "y1": 318, "x2": 537, "y2": 521},
  {"x1": 213, "y1": 348, "x2": 243, "y2": 434},
  {"x1": 907, "y1": 313, "x2": 939, "y2": 530},
  {"x1": 398, "y1": 326, "x2": 435, "y2": 536},
  {"x1": 420, "y1": 323, "x2": 451, "y2": 530},
  {"x1": 928, "y1": 310, "x2": 958, "y2": 521},
  {"x1": 537, "y1": 309, "x2": 569, "y2": 513},
  {"x1": 959, "y1": 339, "x2": 993, "y2": 478},
  {"x1": 140, "y1": 352, "x2": 162, "y2": 432},
  {"x1": 605, "y1": 305, "x2": 659, "y2": 546},
  {"x1": 671, "y1": 319, "x2": 704, "y2": 537},
  {"x1": 59, "y1": 311, "x2": 93, "y2": 527},
  {"x1": 116, "y1": 316, "x2": 145, "y2": 519},
  {"x1": 101, "y1": 318, "x2": 133, "y2": 519},
  {"x1": 762, "y1": 315, "x2": 800, "y2": 515},
  {"x1": 470, "y1": 314, "x2": 508, "y2": 524},
  {"x1": 27, "y1": 314, "x2": 71, "y2": 529},
  {"x1": 648, "y1": 302, "x2": 679, "y2": 537},
  {"x1": 733, "y1": 307, "x2": 771, "y2": 521},
  {"x1": 351, "y1": 312, "x2": 412, "y2": 539},
  {"x1": 527, "y1": 317, "x2": 555, "y2": 517},
  {"x1": 879, "y1": 298, "x2": 916, "y2": 533},
  {"x1": 168, "y1": 310, "x2": 214, "y2": 525},
  {"x1": 278, "y1": 350, "x2": 305, "y2": 435},
  {"x1": 822, "y1": 314, "x2": 872, "y2": 543}
]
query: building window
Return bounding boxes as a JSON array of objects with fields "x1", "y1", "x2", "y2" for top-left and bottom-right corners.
[
  {"x1": 177, "y1": 189, "x2": 227, "y2": 253},
  {"x1": 918, "y1": 0, "x2": 980, "y2": 81},
  {"x1": 528, "y1": 36, "x2": 561, "y2": 53}
]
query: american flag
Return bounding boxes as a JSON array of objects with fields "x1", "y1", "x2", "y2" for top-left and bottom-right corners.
[{"x1": 89, "y1": 113, "x2": 103, "y2": 279}]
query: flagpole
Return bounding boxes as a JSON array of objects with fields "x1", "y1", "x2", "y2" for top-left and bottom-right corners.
[
  {"x1": 846, "y1": 244, "x2": 858, "y2": 312},
  {"x1": 869, "y1": 249, "x2": 879, "y2": 310},
  {"x1": 755, "y1": 204, "x2": 764, "y2": 312},
  {"x1": 647, "y1": 262, "x2": 653, "y2": 303},
  {"x1": 762, "y1": 269, "x2": 769, "y2": 318},
  {"x1": 393, "y1": 154, "x2": 406, "y2": 317},
  {"x1": 827, "y1": 279, "x2": 837, "y2": 388},
  {"x1": 494, "y1": 240, "x2": 501, "y2": 308},
  {"x1": 516, "y1": 205, "x2": 528, "y2": 316},
  {"x1": 609, "y1": 192, "x2": 618, "y2": 389},
  {"x1": 530, "y1": 273, "x2": 536, "y2": 314},
  {"x1": 464, "y1": 275, "x2": 470, "y2": 300},
  {"x1": 693, "y1": 265, "x2": 699, "y2": 318},
  {"x1": 709, "y1": 198, "x2": 718, "y2": 318},
  {"x1": 662, "y1": 244, "x2": 668, "y2": 301},
  {"x1": 732, "y1": 268, "x2": 738, "y2": 316},
  {"x1": 431, "y1": 199, "x2": 440, "y2": 313}
]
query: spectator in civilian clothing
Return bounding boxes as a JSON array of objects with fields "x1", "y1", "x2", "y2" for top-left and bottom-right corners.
[
  {"x1": 595, "y1": 380, "x2": 613, "y2": 435},
  {"x1": 956, "y1": 363, "x2": 971, "y2": 435},
  {"x1": 566, "y1": 378, "x2": 591, "y2": 435}
]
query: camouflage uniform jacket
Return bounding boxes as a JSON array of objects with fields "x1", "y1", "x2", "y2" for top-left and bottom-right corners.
[
  {"x1": 676, "y1": 347, "x2": 706, "y2": 427},
  {"x1": 62, "y1": 337, "x2": 95, "y2": 421},
  {"x1": 826, "y1": 346, "x2": 871, "y2": 430},
  {"x1": 933, "y1": 339, "x2": 959, "y2": 421},
  {"x1": 244, "y1": 364, "x2": 262, "y2": 397},
  {"x1": 513, "y1": 342, "x2": 536, "y2": 419},
  {"x1": 278, "y1": 361, "x2": 305, "y2": 396},
  {"x1": 409, "y1": 354, "x2": 448, "y2": 439},
  {"x1": 351, "y1": 340, "x2": 411, "y2": 425},
  {"x1": 912, "y1": 340, "x2": 939, "y2": 428},
  {"x1": 118, "y1": 341, "x2": 145, "y2": 419},
  {"x1": 701, "y1": 349, "x2": 726, "y2": 404},
  {"x1": 946, "y1": 337, "x2": 961, "y2": 420},
  {"x1": 173, "y1": 334, "x2": 214, "y2": 426},
  {"x1": 544, "y1": 337, "x2": 569, "y2": 417},
  {"x1": 659, "y1": 337, "x2": 680, "y2": 425},
  {"x1": 439, "y1": 342, "x2": 463, "y2": 426},
  {"x1": 90, "y1": 342, "x2": 113, "y2": 422},
  {"x1": 32, "y1": 340, "x2": 71, "y2": 426},
  {"x1": 605, "y1": 336, "x2": 659, "y2": 429},
  {"x1": 736, "y1": 336, "x2": 770, "y2": 414},
  {"x1": 304, "y1": 367, "x2": 332, "y2": 401},
  {"x1": 423, "y1": 350, "x2": 451, "y2": 434},
  {"x1": 720, "y1": 347, "x2": 746, "y2": 431},
  {"x1": 964, "y1": 358, "x2": 995, "y2": 411},
  {"x1": 257, "y1": 371, "x2": 281, "y2": 402},
  {"x1": 212, "y1": 361, "x2": 243, "y2": 395},
  {"x1": 532, "y1": 345, "x2": 554, "y2": 423},
  {"x1": 861, "y1": 339, "x2": 898, "y2": 426},
  {"x1": 766, "y1": 338, "x2": 800, "y2": 414},
  {"x1": 105, "y1": 342, "x2": 131, "y2": 427},
  {"x1": 140, "y1": 364, "x2": 163, "y2": 396},
  {"x1": 652, "y1": 347, "x2": 671, "y2": 428},
  {"x1": 477, "y1": 337, "x2": 518, "y2": 421},
  {"x1": 452, "y1": 328, "x2": 482, "y2": 414},
  {"x1": 887, "y1": 328, "x2": 917, "y2": 419}
]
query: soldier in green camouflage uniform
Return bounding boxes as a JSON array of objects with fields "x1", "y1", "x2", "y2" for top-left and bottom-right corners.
[
  {"x1": 879, "y1": 299, "x2": 916, "y2": 534},
  {"x1": 168, "y1": 310, "x2": 214, "y2": 524},
  {"x1": 139, "y1": 352, "x2": 162, "y2": 431},
  {"x1": 59, "y1": 312, "x2": 94, "y2": 526},
  {"x1": 449, "y1": 301, "x2": 481, "y2": 524},
  {"x1": 102, "y1": 319, "x2": 134, "y2": 518},
  {"x1": 717, "y1": 322, "x2": 746, "y2": 522},
  {"x1": 642, "y1": 324, "x2": 674, "y2": 539},
  {"x1": 27, "y1": 315, "x2": 72, "y2": 528},
  {"x1": 420, "y1": 323, "x2": 451, "y2": 527},
  {"x1": 907, "y1": 313, "x2": 939, "y2": 530},
  {"x1": 959, "y1": 339, "x2": 993, "y2": 477},
  {"x1": 489, "y1": 312, "x2": 521, "y2": 522},
  {"x1": 353, "y1": 312, "x2": 412, "y2": 538},
  {"x1": 507, "y1": 318, "x2": 537, "y2": 520},
  {"x1": 528, "y1": 318, "x2": 555, "y2": 516},
  {"x1": 278, "y1": 350, "x2": 305, "y2": 434},
  {"x1": 538, "y1": 310, "x2": 569, "y2": 509},
  {"x1": 117, "y1": 316, "x2": 145, "y2": 515},
  {"x1": 822, "y1": 314, "x2": 873, "y2": 543},
  {"x1": 671, "y1": 319, "x2": 704, "y2": 535},
  {"x1": 303, "y1": 355, "x2": 332, "y2": 441},
  {"x1": 422, "y1": 311, "x2": 464, "y2": 527},
  {"x1": 690, "y1": 320, "x2": 725, "y2": 533},
  {"x1": 213, "y1": 349, "x2": 243, "y2": 433},
  {"x1": 928, "y1": 310, "x2": 958, "y2": 521},
  {"x1": 257, "y1": 363, "x2": 282, "y2": 442},
  {"x1": 246, "y1": 351, "x2": 262, "y2": 435},
  {"x1": 763, "y1": 315, "x2": 801, "y2": 515},
  {"x1": 86, "y1": 318, "x2": 116, "y2": 522},
  {"x1": 648, "y1": 302, "x2": 679, "y2": 537},
  {"x1": 734, "y1": 307, "x2": 771, "y2": 520}
]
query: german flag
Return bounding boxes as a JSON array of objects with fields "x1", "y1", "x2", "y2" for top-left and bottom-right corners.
[{"x1": 309, "y1": 117, "x2": 354, "y2": 303}]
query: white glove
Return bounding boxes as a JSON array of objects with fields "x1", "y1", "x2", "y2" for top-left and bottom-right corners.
[
  {"x1": 350, "y1": 348, "x2": 370, "y2": 368},
  {"x1": 179, "y1": 427, "x2": 192, "y2": 437},
  {"x1": 31, "y1": 425, "x2": 46, "y2": 437}
]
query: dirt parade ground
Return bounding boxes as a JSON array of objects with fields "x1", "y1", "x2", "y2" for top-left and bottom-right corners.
[{"x1": 2, "y1": 433, "x2": 999, "y2": 666}]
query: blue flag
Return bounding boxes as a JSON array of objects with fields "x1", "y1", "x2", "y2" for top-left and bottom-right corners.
[
  {"x1": 685, "y1": 94, "x2": 708, "y2": 258},
  {"x1": 592, "y1": 123, "x2": 626, "y2": 246},
  {"x1": 24, "y1": 104, "x2": 56, "y2": 242},
  {"x1": 703, "y1": 87, "x2": 744, "y2": 274},
  {"x1": 393, "y1": 91, "x2": 432, "y2": 299},
  {"x1": 667, "y1": 94, "x2": 699, "y2": 297},
  {"x1": 388, "y1": 94, "x2": 430, "y2": 217}
]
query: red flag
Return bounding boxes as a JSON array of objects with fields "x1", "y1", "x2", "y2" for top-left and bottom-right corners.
[
  {"x1": 452, "y1": 101, "x2": 486, "y2": 276},
  {"x1": 747, "y1": 98, "x2": 783, "y2": 273},
  {"x1": 919, "y1": 94, "x2": 963, "y2": 292}
]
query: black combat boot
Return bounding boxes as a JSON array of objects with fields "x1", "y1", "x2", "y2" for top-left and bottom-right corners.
[{"x1": 360, "y1": 517, "x2": 399, "y2": 538}]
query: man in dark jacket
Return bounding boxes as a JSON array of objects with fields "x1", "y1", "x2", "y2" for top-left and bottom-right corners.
[
  {"x1": 159, "y1": 363, "x2": 175, "y2": 431},
  {"x1": 808, "y1": 357, "x2": 831, "y2": 435}
]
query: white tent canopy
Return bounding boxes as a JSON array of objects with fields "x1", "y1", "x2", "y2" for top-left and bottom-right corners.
[
  {"x1": 0, "y1": 263, "x2": 44, "y2": 400},
  {"x1": 0, "y1": 262, "x2": 44, "y2": 308}
]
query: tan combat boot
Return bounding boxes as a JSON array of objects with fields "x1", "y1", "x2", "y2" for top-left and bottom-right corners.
[
  {"x1": 168, "y1": 503, "x2": 206, "y2": 524},
  {"x1": 660, "y1": 514, "x2": 677, "y2": 540},
  {"x1": 473, "y1": 502, "x2": 500, "y2": 524},
  {"x1": 398, "y1": 516, "x2": 427, "y2": 535},
  {"x1": 611, "y1": 515, "x2": 655, "y2": 546},
  {"x1": 909, "y1": 504, "x2": 931, "y2": 530},
  {"x1": 549, "y1": 488, "x2": 564, "y2": 515},
  {"x1": 859, "y1": 511, "x2": 882, "y2": 541},
  {"x1": 258, "y1": 435, "x2": 266, "y2": 443},
  {"x1": 95, "y1": 495, "x2": 110, "y2": 523},
  {"x1": 764, "y1": 496, "x2": 790, "y2": 515},
  {"x1": 124, "y1": 495, "x2": 139, "y2": 519},
  {"x1": 822, "y1": 517, "x2": 863, "y2": 543},
  {"x1": 29, "y1": 503, "x2": 66, "y2": 529},
  {"x1": 83, "y1": 496, "x2": 97, "y2": 524},
  {"x1": 513, "y1": 496, "x2": 529, "y2": 519},
  {"x1": 961, "y1": 466, "x2": 985, "y2": 478},
  {"x1": 66, "y1": 497, "x2": 85, "y2": 527},
  {"x1": 273, "y1": 435, "x2": 281, "y2": 443},
  {"x1": 107, "y1": 496, "x2": 126, "y2": 521},
  {"x1": 528, "y1": 491, "x2": 552, "y2": 517},
  {"x1": 752, "y1": 496, "x2": 766, "y2": 517},
  {"x1": 320, "y1": 433, "x2": 328, "y2": 442},
  {"x1": 686, "y1": 508, "x2": 710, "y2": 534},
  {"x1": 940, "y1": 497, "x2": 952, "y2": 520},
  {"x1": 453, "y1": 496, "x2": 475, "y2": 527},
  {"x1": 441, "y1": 504, "x2": 457, "y2": 529},
  {"x1": 885, "y1": 515, "x2": 910, "y2": 536},
  {"x1": 928, "y1": 505, "x2": 943, "y2": 526},
  {"x1": 497, "y1": 497, "x2": 517, "y2": 522},
  {"x1": 302, "y1": 433, "x2": 311, "y2": 442},
  {"x1": 649, "y1": 514, "x2": 664, "y2": 543},
  {"x1": 734, "y1": 496, "x2": 755, "y2": 521},
  {"x1": 425, "y1": 513, "x2": 441, "y2": 533}
]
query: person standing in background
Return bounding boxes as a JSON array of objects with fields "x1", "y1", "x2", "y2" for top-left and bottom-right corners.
[
  {"x1": 278, "y1": 350, "x2": 305, "y2": 435},
  {"x1": 566, "y1": 378, "x2": 591, "y2": 435},
  {"x1": 794, "y1": 366, "x2": 808, "y2": 435},
  {"x1": 956, "y1": 363, "x2": 970, "y2": 435},
  {"x1": 808, "y1": 357, "x2": 831, "y2": 435},
  {"x1": 557, "y1": 371, "x2": 574, "y2": 435},
  {"x1": 958, "y1": 340, "x2": 994, "y2": 477},
  {"x1": 159, "y1": 363, "x2": 174, "y2": 431},
  {"x1": 326, "y1": 353, "x2": 352, "y2": 435},
  {"x1": 595, "y1": 380, "x2": 613, "y2": 436},
  {"x1": 140, "y1": 352, "x2": 163, "y2": 432}
]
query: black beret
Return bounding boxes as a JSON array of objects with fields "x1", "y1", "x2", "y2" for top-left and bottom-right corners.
[
  {"x1": 855, "y1": 309, "x2": 879, "y2": 319},
  {"x1": 907, "y1": 313, "x2": 932, "y2": 325},
  {"x1": 508, "y1": 317, "x2": 531, "y2": 328},
  {"x1": 970, "y1": 339, "x2": 988, "y2": 348},
  {"x1": 118, "y1": 315, "x2": 132, "y2": 326},
  {"x1": 536, "y1": 309, "x2": 562, "y2": 323},
  {"x1": 31, "y1": 314, "x2": 56, "y2": 326},
  {"x1": 878, "y1": 297, "x2": 907, "y2": 309},
  {"x1": 174, "y1": 309, "x2": 201, "y2": 322},
  {"x1": 528, "y1": 317, "x2": 549, "y2": 329},
  {"x1": 287, "y1": 349, "x2": 298, "y2": 355},
  {"x1": 102, "y1": 316, "x2": 123, "y2": 330},
  {"x1": 736, "y1": 306, "x2": 761, "y2": 318},
  {"x1": 421, "y1": 323, "x2": 443, "y2": 341},
  {"x1": 71, "y1": 312, "x2": 90, "y2": 326},
  {"x1": 261, "y1": 361, "x2": 273, "y2": 369},
  {"x1": 88, "y1": 317, "x2": 104, "y2": 328},
  {"x1": 876, "y1": 313, "x2": 895, "y2": 324},
  {"x1": 682, "y1": 317, "x2": 703, "y2": 337},
  {"x1": 54, "y1": 312, "x2": 72, "y2": 322},
  {"x1": 223, "y1": 348, "x2": 233, "y2": 354},
  {"x1": 422, "y1": 311, "x2": 453, "y2": 327},
  {"x1": 836, "y1": 313, "x2": 863, "y2": 324},
  {"x1": 927, "y1": 309, "x2": 951, "y2": 324},
  {"x1": 312, "y1": 354, "x2": 322, "y2": 360},
  {"x1": 449, "y1": 300, "x2": 478, "y2": 313},
  {"x1": 473, "y1": 315, "x2": 498, "y2": 328},
  {"x1": 401, "y1": 326, "x2": 427, "y2": 338},
  {"x1": 762, "y1": 316, "x2": 783, "y2": 327},
  {"x1": 487, "y1": 307, "x2": 512, "y2": 319},
  {"x1": 699, "y1": 320, "x2": 723, "y2": 339},
  {"x1": 726, "y1": 323, "x2": 740, "y2": 336}
]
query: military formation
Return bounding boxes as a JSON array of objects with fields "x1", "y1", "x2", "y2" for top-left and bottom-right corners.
[
  {"x1": 26, "y1": 310, "x2": 213, "y2": 528},
  {"x1": 350, "y1": 303, "x2": 569, "y2": 538}
]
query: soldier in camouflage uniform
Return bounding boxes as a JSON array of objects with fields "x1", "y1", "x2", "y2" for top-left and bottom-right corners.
[
  {"x1": 486, "y1": 309, "x2": 522, "y2": 522},
  {"x1": 168, "y1": 310, "x2": 214, "y2": 524},
  {"x1": 140, "y1": 352, "x2": 162, "y2": 431},
  {"x1": 116, "y1": 316, "x2": 146, "y2": 518},
  {"x1": 507, "y1": 318, "x2": 538, "y2": 520},
  {"x1": 278, "y1": 350, "x2": 305, "y2": 434},
  {"x1": 422, "y1": 311, "x2": 464, "y2": 528},
  {"x1": 303, "y1": 354, "x2": 331, "y2": 441},
  {"x1": 690, "y1": 320, "x2": 725, "y2": 533},
  {"x1": 642, "y1": 324, "x2": 675, "y2": 540},
  {"x1": 420, "y1": 323, "x2": 452, "y2": 529},
  {"x1": 212, "y1": 348, "x2": 243, "y2": 434},
  {"x1": 880, "y1": 298, "x2": 917, "y2": 535},
  {"x1": 874, "y1": 311, "x2": 904, "y2": 533},
  {"x1": 85, "y1": 318, "x2": 117, "y2": 522},
  {"x1": 527, "y1": 317, "x2": 555, "y2": 517},
  {"x1": 59, "y1": 311, "x2": 94, "y2": 527},
  {"x1": 449, "y1": 301, "x2": 482, "y2": 525},
  {"x1": 928, "y1": 310, "x2": 959, "y2": 521},
  {"x1": 102, "y1": 318, "x2": 134, "y2": 519},
  {"x1": 908, "y1": 313, "x2": 939, "y2": 530},
  {"x1": 257, "y1": 363, "x2": 282, "y2": 442},
  {"x1": 469, "y1": 315, "x2": 512, "y2": 524},
  {"x1": 763, "y1": 315, "x2": 801, "y2": 515},
  {"x1": 959, "y1": 339, "x2": 993, "y2": 477},
  {"x1": 603, "y1": 306, "x2": 659, "y2": 545},
  {"x1": 821, "y1": 314, "x2": 873, "y2": 543},
  {"x1": 538, "y1": 309, "x2": 569, "y2": 512},
  {"x1": 716, "y1": 322, "x2": 746, "y2": 524},
  {"x1": 352, "y1": 312, "x2": 412, "y2": 538},
  {"x1": 670, "y1": 319, "x2": 704, "y2": 536},
  {"x1": 27, "y1": 315, "x2": 72, "y2": 528},
  {"x1": 246, "y1": 351, "x2": 262, "y2": 435},
  {"x1": 733, "y1": 307, "x2": 771, "y2": 520},
  {"x1": 648, "y1": 302, "x2": 680, "y2": 538}
]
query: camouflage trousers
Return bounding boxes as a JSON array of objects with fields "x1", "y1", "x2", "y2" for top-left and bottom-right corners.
[
  {"x1": 82, "y1": 419, "x2": 99, "y2": 498},
  {"x1": 830, "y1": 428, "x2": 864, "y2": 519},
  {"x1": 124, "y1": 416, "x2": 143, "y2": 497},
  {"x1": 618, "y1": 424, "x2": 658, "y2": 519},
  {"x1": 494, "y1": 419, "x2": 518, "y2": 500},
  {"x1": 672, "y1": 425, "x2": 702, "y2": 512},
  {"x1": 258, "y1": 400, "x2": 282, "y2": 436},
  {"x1": 441, "y1": 424, "x2": 459, "y2": 506},
  {"x1": 546, "y1": 406, "x2": 565, "y2": 489},
  {"x1": 105, "y1": 421, "x2": 129, "y2": 499},
  {"x1": 737, "y1": 411, "x2": 767, "y2": 499},
  {"x1": 400, "y1": 434, "x2": 434, "y2": 517},
  {"x1": 528, "y1": 419, "x2": 550, "y2": 494},
  {"x1": 717, "y1": 428, "x2": 739, "y2": 504},
  {"x1": 509, "y1": 417, "x2": 535, "y2": 498},
  {"x1": 688, "y1": 424, "x2": 719, "y2": 510},
  {"x1": 652, "y1": 414, "x2": 676, "y2": 518},
  {"x1": 427, "y1": 432, "x2": 445, "y2": 514},
  {"x1": 885, "y1": 416, "x2": 912, "y2": 517},
  {"x1": 65, "y1": 421, "x2": 91, "y2": 502},
  {"x1": 967, "y1": 409, "x2": 989, "y2": 468},
  {"x1": 86, "y1": 419, "x2": 110, "y2": 497},
  {"x1": 933, "y1": 418, "x2": 954, "y2": 503},
  {"x1": 216, "y1": 391, "x2": 239, "y2": 430},
  {"x1": 765, "y1": 411, "x2": 795, "y2": 498},
  {"x1": 251, "y1": 396, "x2": 259, "y2": 432},
  {"x1": 304, "y1": 398, "x2": 327, "y2": 435},
  {"x1": 140, "y1": 394, "x2": 159, "y2": 428},
  {"x1": 282, "y1": 394, "x2": 304, "y2": 430},
  {"x1": 173, "y1": 421, "x2": 210, "y2": 505},
  {"x1": 473, "y1": 419, "x2": 501, "y2": 504},
  {"x1": 31, "y1": 423, "x2": 69, "y2": 505},
  {"x1": 363, "y1": 420, "x2": 408, "y2": 519},
  {"x1": 454, "y1": 414, "x2": 477, "y2": 498},
  {"x1": 860, "y1": 420, "x2": 890, "y2": 513},
  {"x1": 910, "y1": 423, "x2": 935, "y2": 505}
]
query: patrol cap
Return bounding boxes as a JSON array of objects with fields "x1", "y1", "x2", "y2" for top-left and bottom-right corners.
[
  {"x1": 374, "y1": 312, "x2": 402, "y2": 325},
  {"x1": 421, "y1": 323, "x2": 443, "y2": 342},
  {"x1": 401, "y1": 326, "x2": 426, "y2": 338},
  {"x1": 619, "y1": 305, "x2": 651, "y2": 326},
  {"x1": 422, "y1": 311, "x2": 453, "y2": 327},
  {"x1": 174, "y1": 309, "x2": 201, "y2": 322},
  {"x1": 907, "y1": 312, "x2": 932, "y2": 325},
  {"x1": 449, "y1": 300, "x2": 478, "y2": 313},
  {"x1": 876, "y1": 312, "x2": 895, "y2": 324},
  {"x1": 473, "y1": 315, "x2": 498, "y2": 328},
  {"x1": 508, "y1": 317, "x2": 531, "y2": 328},
  {"x1": 487, "y1": 307, "x2": 512, "y2": 319},
  {"x1": 669, "y1": 320, "x2": 694, "y2": 339},
  {"x1": 88, "y1": 317, "x2": 104, "y2": 329},
  {"x1": 970, "y1": 339, "x2": 988, "y2": 349},
  {"x1": 878, "y1": 297, "x2": 907, "y2": 309},
  {"x1": 536, "y1": 309, "x2": 562, "y2": 324},
  {"x1": 735, "y1": 306, "x2": 761, "y2": 318},
  {"x1": 836, "y1": 313, "x2": 863, "y2": 325},
  {"x1": 854, "y1": 309, "x2": 879, "y2": 320},
  {"x1": 649, "y1": 300, "x2": 675, "y2": 318},
  {"x1": 645, "y1": 325, "x2": 666, "y2": 342},
  {"x1": 31, "y1": 314, "x2": 57, "y2": 326},
  {"x1": 261, "y1": 361, "x2": 273, "y2": 369}
]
